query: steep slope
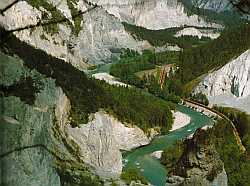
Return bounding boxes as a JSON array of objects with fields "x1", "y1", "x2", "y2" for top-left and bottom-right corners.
[
  {"x1": 0, "y1": 52, "x2": 102, "y2": 186},
  {"x1": 174, "y1": 27, "x2": 220, "y2": 39},
  {"x1": 67, "y1": 111, "x2": 152, "y2": 178},
  {"x1": 1, "y1": 31, "x2": 175, "y2": 183},
  {"x1": 191, "y1": 0, "x2": 232, "y2": 12},
  {"x1": 167, "y1": 129, "x2": 228, "y2": 186},
  {"x1": 90, "y1": 0, "x2": 222, "y2": 30},
  {"x1": 0, "y1": 0, "x2": 143, "y2": 68},
  {"x1": 0, "y1": 45, "x2": 155, "y2": 185},
  {"x1": 167, "y1": 114, "x2": 250, "y2": 186},
  {"x1": 195, "y1": 49, "x2": 250, "y2": 113},
  {"x1": 0, "y1": 0, "x2": 226, "y2": 70}
]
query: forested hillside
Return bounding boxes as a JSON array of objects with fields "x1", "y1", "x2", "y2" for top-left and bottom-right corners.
[
  {"x1": 180, "y1": 0, "x2": 244, "y2": 26},
  {"x1": 1, "y1": 29, "x2": 174, "y2": 133},
  {"x1": 123, "y1": 22, "x2": 212, "y2": 48},
  {"x1": 162, "y1": 108, "x2": 250, "y2": 186},
  {"x1": 110, "y1": 23, "x2": 250, "y2": 103},
  {"x1": 110, "y1": 49, "x2": 181, "y2": 102},
  {"x1": 178, "y1": 23, "x2": 250, "y2": 85}
]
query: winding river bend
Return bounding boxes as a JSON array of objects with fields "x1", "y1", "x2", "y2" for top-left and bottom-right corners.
[
  {"x1": 90, "y1": 63, "x2": 214, "y2": 186},
  {"x1": 123, "y1": 105, "x2": 214, "y2": 186}
]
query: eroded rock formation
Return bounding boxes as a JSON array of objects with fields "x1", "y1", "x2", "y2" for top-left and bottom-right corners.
[{"x1": 195, "y1": 49, "x2": 250, "y2": 113}]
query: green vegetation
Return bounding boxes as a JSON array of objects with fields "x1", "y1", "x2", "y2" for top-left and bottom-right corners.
[
  {"x1": 161, "y1": 140, "x2": 184, "y2": 170},
  {"x1": 179, "y1": 0, "x2": 244, "y2": 26},
  {"x1": 2, "y1": 32, "x2": 174, "y2": 133},
  {"x1": 166, "y1": 115, "x2": 250, "y2": 186},
  {"x1": 123, "y1": 22, "x2": 212, "y2": 48},
  {"x1": 102, "y1": 83, "x2": 174, "y2": 133},
  {"x1": 190, "y1": 92, "x2": 209, "y2": 106},
  {"x1": 117, "y1": 24, "x2": 250, "y2": 99},
  {"x1": 178, "y1": 23, "x2": 250, "y2": 85},
  {"x1": 110, "y1": 49, "x2": 181, "y2": 103},
  {"x1": 27, "y1": 0, "x2": 70, "y2": 35},
  {"x1": 121, "y1": 168, "x2": 148, "y2": 185},
  {"x1": 1, "y1": 76, "x2": 42, "y2": 105},
  {"x1": 211, "y1": 119, "x2": 250, "y2": 186},
  {"x1": 56, "y1": 162, "x2": 103, "y2": 186},
  {"x1": 213, "y1": 106, "x2": 250, "y2": 151},
  {"x1": 66, "y1": 0, "x2": 83, "y2": 36},
  {"x1": 111, "y1": 24, "x2": 250, "y2": 100},
  {"x1": 110, "y1": 49, "x2": 155, "y2": 87},
  {"x1": 87, "y1": 65, "x2": 98, "y2": 71}
]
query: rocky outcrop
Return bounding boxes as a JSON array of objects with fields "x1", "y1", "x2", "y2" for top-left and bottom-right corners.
[
  {"x1": 0, "y1": 53, "x2": 63, "y2": 186},
  {"x1": 0, "y1": 0, "x2": 224, "y2": 69},
  {"x1": 67, "y1": 111, "x2": 151, "y2": 178},
  {"x1": 151, "y1": 150, "x2": 163, "y2": 159},
  {"x1": 0, "y1": 0, "x2": 143, "y2": 68},
  {"x1": 195, "y1": 49, "x2": 250, "y2": 113},
  {"x1": 90, "y1": 0, "x2": 222, "y2": 30},
  {"x1": 92, "y1": 72, "x2": 130, "y2": 87},
  {"x1": 167, "y1": 129, "x2": 228, "y2": 186},
  {"x1": 175, "y1": 27, "x2": 220, "y2": 39},
  {"x1": 0, "y1": 52, "x2": 101, "y2": 186},
  {"x1": 191, "y1": 0, "x2": 232, "y2": 12}
]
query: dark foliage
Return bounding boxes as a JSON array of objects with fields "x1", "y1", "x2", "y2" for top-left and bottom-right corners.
[
  {"x1": 123, "y1": 22, "x2": 212, "y2": 48},
  {"x1": 190, "y1": 92, "x2": 209, "y2": 106},
  {"x1": 0, "y1": 76, "x2": 42, "y2": 105},
  {"x1": 110, "y1": 49, "x2": 181, "y2": 102},
  {"x1": 161, "y1": 140, "x2": 184, "y2": 170},
  {"x1": 179, "y1": 0, "x2": 244, "y2": 26},
  {"x1": 213, "y1": 106, "x2": 250, "y2": 151},
  {"x1": 178, "y1": 23, "x2": 250, "y2": 84},
  {"x1": 121, "y1": 168, "x2": 148, "y2": 185},
  {"x1": 1, "y1": 31, "x2": 173, "y2": 132}
]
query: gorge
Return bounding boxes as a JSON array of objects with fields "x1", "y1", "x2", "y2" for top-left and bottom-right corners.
[{"x1": 1, "y1": 0, "x2": 250, "y2": 186}]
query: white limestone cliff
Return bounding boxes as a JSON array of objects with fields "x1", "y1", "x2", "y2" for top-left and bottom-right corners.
[
  {"x1": 92, "y1": 72, "x2": 130, "y2": 87},
  {"x1": 0, "y1": 0, "x2": 223, "y2": 70},
  {"x1": 67, "y1": 111, "x2": 151, "y2": 178},
  {"x1": 195, "y1": 49, "x2": 250, "y2": 113},
  {"x1": 0, "y1": 0, "x2": 143, "y2": 69},
  {"x1": 175, "y1": 27, "x2": 220, "y2": 39},
  {"x1": 90, "y1": 0, "x2": 222, "y2": 30}
]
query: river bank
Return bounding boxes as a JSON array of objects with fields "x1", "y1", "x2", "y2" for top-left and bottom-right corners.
[
  {"x1": 170, "y1": 111, "x2": 191, "y2": 132},
  {"x1": 124, "y1": 105, "x2": 214, "y2": 186}
]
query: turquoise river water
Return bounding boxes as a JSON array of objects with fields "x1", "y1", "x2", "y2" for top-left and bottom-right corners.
[
  {"x1": 90, "y1": 63, "x2": 214, "y2": 186},
  {"x1": 123, "y1": 105, "x2": 214, "y2": 186}
]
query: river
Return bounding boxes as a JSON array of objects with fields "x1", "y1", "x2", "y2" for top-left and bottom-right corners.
[
  {"x1": 123, "y1": 105, "x2": 214, "y2": 186},
  {"x1": 90, "y1": 63, "x2": 214, "y2": 186}
]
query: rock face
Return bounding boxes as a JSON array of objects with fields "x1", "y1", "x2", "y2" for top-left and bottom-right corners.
[
  {"x1": 175, "y1": 27, "x2": 220, "y2": 39},
  {"x1": 191, "y1": 0, "x2": 232, "y2": 12},
  {"x1": 0, "y1": 0, "x2": 223, "y2": 69},
  {"x1": 0, "y1": 52, "x2": 103, "y2": 186},
  {"x1": 151, "y1": 150, "x2": 163, "y2": 159},
  {"x1": 167, "y1": 129, "x2": 228, "y2": 186},
  {"x1": 90, "y1": 0, "x2": 222, "y2": 30},
  {"x1": 0, "y1": 53, "x2": 63, "y2": 186},
  {"x1": 0, "y1": 0, "x2": 143, "y2": 68},
  {"x1": 67, "y1": 111, "x2": 150, "y2": 178},
  {"x1": 195, "y1": 49, "x2": 250, "y2": 113}
]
